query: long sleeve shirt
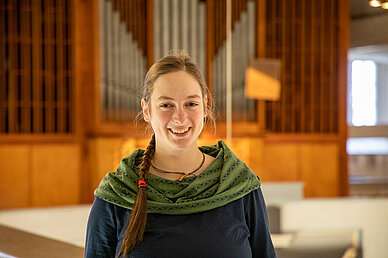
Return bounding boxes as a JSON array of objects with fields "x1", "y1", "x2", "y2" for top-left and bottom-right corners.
[{"x1": 85, "y1": 188, "x2": 276, "y2": 258}]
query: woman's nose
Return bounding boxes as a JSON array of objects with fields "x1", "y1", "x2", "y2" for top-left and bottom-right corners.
[{"x1": 172, "y1": 107, "x2": 188, "y2": 123}]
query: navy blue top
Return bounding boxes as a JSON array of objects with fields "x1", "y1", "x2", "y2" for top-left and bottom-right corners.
[{"x1": 85, "y1": 188, "x2": 276, "y2": 258}]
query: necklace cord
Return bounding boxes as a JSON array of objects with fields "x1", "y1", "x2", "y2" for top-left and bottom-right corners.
[{"x1": 151, "y1": 152, "x2": 205, "y2": 180}]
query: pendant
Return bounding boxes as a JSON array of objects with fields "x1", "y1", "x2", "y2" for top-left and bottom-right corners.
[{"x1": 178, "y1": 174, "x2": 187, "y2": 181}]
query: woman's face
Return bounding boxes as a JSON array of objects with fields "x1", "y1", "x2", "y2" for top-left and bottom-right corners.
[{"x1": 142, "y1": 71, "x2": 207, "y2": 151}]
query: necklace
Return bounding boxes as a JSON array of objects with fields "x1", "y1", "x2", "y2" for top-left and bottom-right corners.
[{"x1": 151, "y1": 152, "x2": 206, "y2": 181}]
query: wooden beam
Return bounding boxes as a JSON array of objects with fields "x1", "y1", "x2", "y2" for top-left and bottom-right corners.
[
  {"x1": 7, "y1": 2, "x2": 16, "y2": 133},
  {"x1": 146, "y1": 0, "x2": 154, "y2": 67},
  {"x1": 206, "y1": 0, "x2": 214, "y2": 92},
  {"x1": 256, "y1": 0, "x2": 266, "y2": 133},
  {"x1": 32, "y1": 0, "x2": 43, "y2": 134},
  {"x1": 264, "y1": 133, "x2": 340, "y2": 143},
  {"x1": 57, "y1": 0, "x2": 65, "y2": 133},
  {"x1": 301, "y1": 0, "x2": 306, "y2": 132},
  {"x1": 0, "y1": 134, "x2": 76, "y2": 144},
  {"x1": 73, "y1": 0, "x2": 98, "y2": 203},
  {"x1": 338, "y1": 0, "x2": 349, "y2": 196}
]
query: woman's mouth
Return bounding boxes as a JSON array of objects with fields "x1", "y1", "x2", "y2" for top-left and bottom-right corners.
[{"x1": 169, "y1": 127, "x2": 191, "y2": 136}]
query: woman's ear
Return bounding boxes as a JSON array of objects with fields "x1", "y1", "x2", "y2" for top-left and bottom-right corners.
[{"x1": 141, "y1": 99, "x2": 150, "y2": 122}]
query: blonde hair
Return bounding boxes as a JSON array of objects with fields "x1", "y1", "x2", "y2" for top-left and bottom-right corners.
[{"x1": 118, "y1": 53, "x2": 215, "y2": 256}]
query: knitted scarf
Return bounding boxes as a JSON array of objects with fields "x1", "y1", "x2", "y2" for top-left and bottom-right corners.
[{"x1": 94, "y1": 140, "x2": 260, "y2": 215}]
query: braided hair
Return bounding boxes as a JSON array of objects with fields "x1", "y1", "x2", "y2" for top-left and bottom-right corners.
[{"x1": 117, "y1": 135, "x2": 155, "y2": 257}]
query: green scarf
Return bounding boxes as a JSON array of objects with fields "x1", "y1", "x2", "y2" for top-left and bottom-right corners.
[{"x1": 95, "y1": 140, "x2": 260, "y2": 215}]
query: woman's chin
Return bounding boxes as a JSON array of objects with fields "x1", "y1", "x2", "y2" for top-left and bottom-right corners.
[
  {"x1": 167, "y1": 132, "x2": 197, "y2": 150},
  {"x1": 169, "y1": 139, "x2": 194, "y2": 150}
]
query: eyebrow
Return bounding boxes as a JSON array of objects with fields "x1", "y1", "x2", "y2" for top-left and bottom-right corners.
[{"x1": 156, "y1": 95, "x2": 201, "y2": 101}]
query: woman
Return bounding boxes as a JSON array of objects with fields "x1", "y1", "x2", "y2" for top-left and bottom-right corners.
[{"x1": 85, "y1": 53, "x2": 276, "y2": 258}]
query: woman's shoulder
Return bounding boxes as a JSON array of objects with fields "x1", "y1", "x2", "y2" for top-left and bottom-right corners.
[
  {"x1": 93, "y1": 196, "x2": 130, "y2": 212},
  {"x1": 93, "y1": 150, "x2": 143, "y2": 210}
]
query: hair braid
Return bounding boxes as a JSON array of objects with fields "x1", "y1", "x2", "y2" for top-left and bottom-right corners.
[{"x1": 117, "y1": 134, "x2": 155, "y2": 257}]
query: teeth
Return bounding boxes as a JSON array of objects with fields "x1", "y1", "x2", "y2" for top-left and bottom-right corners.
[{"x1": 171, "y1": 128, "x2": 189, "y2": 134}]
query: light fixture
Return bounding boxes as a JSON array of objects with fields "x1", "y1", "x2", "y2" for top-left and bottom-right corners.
[
  {"x1": 245, "y1": 59, "x2": 281, "y2": 101},
  {"x1": 369, "y1": 0, "x2": 388, "y2": 9},
  {"x1": 369, "y1": 0, "x2": 382, "y2": 7},
  {"x1": 382, "y1": 0, "x2": 388, "y2": 9}
]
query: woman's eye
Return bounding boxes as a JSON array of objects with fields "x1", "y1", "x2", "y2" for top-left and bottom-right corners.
[
  {"x1": 188, "y1": 102, "x2": 198, "y2": 107},
  {"x1": 160, "y1": 103, "x2": 171, "y2": 108}
]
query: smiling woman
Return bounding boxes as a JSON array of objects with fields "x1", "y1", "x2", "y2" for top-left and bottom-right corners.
[{"x1": 85, "y1": 53, "x2": 276, "y2": 258}]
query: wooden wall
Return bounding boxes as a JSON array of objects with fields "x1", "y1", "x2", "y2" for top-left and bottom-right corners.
[
  {"x1": 0, "y1": 144, "x2": 80, "y2": 209},
  {"x1": 0, "y1": 0, "x2": 349, "y2": 209},
  {"x1": 82, "y1": 136, "x2": 341, "y2": 200},
  {"x1": 0, "y1": 136, "x2": 341, "y2": 209}
]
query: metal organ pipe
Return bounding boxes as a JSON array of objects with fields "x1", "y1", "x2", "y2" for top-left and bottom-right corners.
[
  {"x1": 213, "y1": 0, "x2": 256, "y2": 123},
  {"x1": 153, "y1": 0, "x2": 205, "y2": 70},
  {"x1": 99, "y1": 0, "x2": 146, "y2": 122}
]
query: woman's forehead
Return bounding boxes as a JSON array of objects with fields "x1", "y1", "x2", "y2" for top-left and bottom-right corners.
[{"x1": 151, "y1": 71, "x2": 202, "y2": 99}]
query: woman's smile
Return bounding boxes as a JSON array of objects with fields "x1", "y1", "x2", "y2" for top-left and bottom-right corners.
[{"x1": 169, "y1": 127, "x2": 191, "y2": 135}]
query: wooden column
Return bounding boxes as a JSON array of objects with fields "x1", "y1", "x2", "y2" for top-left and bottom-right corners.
[
  {"x1": 338, "y1": 0, "x2": 349, "y2": 196},
  {"x1": 206, "y1": 0, "x2": 214, "y2": 92},
  {"x1": 73, "y1": 0, "x2": 99, "y2": 203},
  {"x1": 146, "y1": 0, "x2": 154, "y2": 68},
  {"x1": 256, "y1": 0, "x2": 266, "y2": 132}
]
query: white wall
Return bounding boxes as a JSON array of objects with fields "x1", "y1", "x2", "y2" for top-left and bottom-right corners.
[
  {"x1": 0, "y1": 205, "x2": 91, "y2": 247},
  {"x1": 377, "y1": 63, "x2": 388, "y2": 125},
  {"x1": 279, "y1": 198, "x2": 388, "y2": 258}
]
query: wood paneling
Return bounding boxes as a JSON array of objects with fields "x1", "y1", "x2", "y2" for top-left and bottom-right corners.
[
  {"x1": 99, "y1": 137, "x2": 340, "y2": 197},
  {"x1": 300, "y1": 144, "x2": 339, "y2": 197},
  {"x1": 261, "y1": 143, "x2": 300, "y2": 182},
  {"x1": 0, "y1": 0, "x2": 74, "y2": 136},
  {"x1": 251, "y1": 140, "x2": 340, "y2": 197},
  {"x1": 0, "y1": 145, "x2": 30, "y2": 209},
  {"x1": 203, "y1": 137, "x2": 340, "y2": 197},
  {"x1": 264, "y1": 0, "x2": 342, "y2": 134},
  {"x1": 0, "y1": 144, "x2": 81, "y2": 209},
  {"x1": 0, "y1": 135, "x2": 341, "y2": 210},
  {"x1": 31, "y1": 144, "x2": 80, "y2": 206},
  {"x1": 87, "y1": 138, "x2": 135, "y2": 192}
]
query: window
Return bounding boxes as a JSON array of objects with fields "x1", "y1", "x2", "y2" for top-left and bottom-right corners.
[{"x1": 350, "y1": 60, "x2": 377, "y2": 126}]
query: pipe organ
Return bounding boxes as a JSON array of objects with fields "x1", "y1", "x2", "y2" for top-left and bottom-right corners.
[
  {"x1": 99, "y1": 0, "x2": 257, "y2": 124},
  {"x1": 153, "y1": 0, "x2": 206, "y2": 77},
  {"x1": 213, "y1": 0, "x2": 256, "y2": 122},
  {"x1": 1, "y1": 0, "x2": 348, "y2": 136},
  {"x1": 99, "y1": 0, "x2": 147, "y2": 122}
]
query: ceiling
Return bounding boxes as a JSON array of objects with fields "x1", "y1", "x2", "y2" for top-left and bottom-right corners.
[
  {"x1": 351, "y1": 0, "x2": 388, "y2": 19},
  {"x1": 350, "y1": 0, "x2": 388, "y2": 63},
  {"x1": 349, "y1": 45, "x2": 388, "y2": 64}
]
